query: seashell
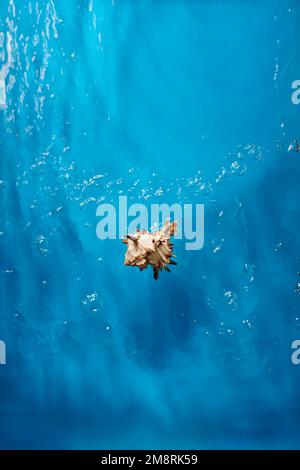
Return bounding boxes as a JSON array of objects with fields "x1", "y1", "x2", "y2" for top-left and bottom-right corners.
[{"x1": 123, "y1": 220, "x2": 177, "y2": 280}]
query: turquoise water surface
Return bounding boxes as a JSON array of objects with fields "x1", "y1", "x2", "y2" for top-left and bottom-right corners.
[{"x1": 0, "y1": 0, "x2": 300, "y2": 449}]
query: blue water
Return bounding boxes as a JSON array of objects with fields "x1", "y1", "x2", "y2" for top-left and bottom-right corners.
[{"x1": 0, "y1": 0, "x2": 300, "y2": 450}]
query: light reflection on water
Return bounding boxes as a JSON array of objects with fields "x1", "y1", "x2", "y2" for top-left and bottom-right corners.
[{"x1": 0, "y1": 0, "x2": 300, "y2": 449}]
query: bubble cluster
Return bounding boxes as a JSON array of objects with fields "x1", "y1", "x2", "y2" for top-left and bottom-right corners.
[{"x1": 81, "y1": 292, "x2": 102, "y2": 313}]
